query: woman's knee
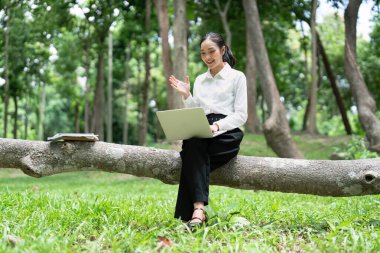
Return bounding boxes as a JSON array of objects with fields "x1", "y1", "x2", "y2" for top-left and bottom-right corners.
[{"x1": 182, "y1": 138, "x2": 208, "y2": 151}]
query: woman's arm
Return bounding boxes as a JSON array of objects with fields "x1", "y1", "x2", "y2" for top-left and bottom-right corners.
[
  {"x1": 214, "y1": 73, "x2": 248, "y2": 131},
  {"x1": 169, "y1": 75, "x2": 200, "y2": 108}
]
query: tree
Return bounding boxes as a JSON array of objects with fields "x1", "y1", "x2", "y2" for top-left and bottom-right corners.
[
  {"x1": 138, "y1": 0, "x2": 152, "y2": 145},
  {"x1": 317, "y1": 32, "x2": 352, "y2": 135},
  {"x1": 172, "y1": 0, "x2": 187, "y2": 109},
  {"x1": 107, "y1": 30, "x2": 113, "y2": 142},
  {"x1": 123, "y1": 46, "x2": 131, "y2": 144},
  {"x1": 153, "y1": 0, "x2": 175, "y2": 109},
  {"x1": 305, "y1": 0, "x2": 318, "y2": 134},
  {"x1": 245, "y1": 8, "x2": 260, "y2": 133},
  {"x1": 213, "y1": 0, "x2": 232, "y2": 46},
  {"x1": 2, "y1": 4, "x2": 10, "y2": 138},
  {"x1": 83, "y1": 29, "x2": 92, "y2": 133},
  {"x1": 243, "y1": 0, "x2": 303, "y2": 158},
  {"x1": 84, "y1": 0, "x2": 123, "y2": 141},
  {"x1": 1, "y1": 138, "x2": 379, "y2": 196},
  {"x1": 344, "y1": 0, "x2": 380, "y2": 154},
  {"x1": 296, "y1": 11, "x2": 352, "y2": 135}
]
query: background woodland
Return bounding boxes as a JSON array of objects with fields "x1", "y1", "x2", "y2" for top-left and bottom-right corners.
[{"x1": 1, "y1": 0, "x2": 379, "y2": 158}]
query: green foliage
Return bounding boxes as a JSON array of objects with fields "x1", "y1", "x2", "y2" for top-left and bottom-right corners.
[
  {"x1": 317, "y1": 111, "x2": 366, "y2": 137},
  {"x1": 358, "y1": 13, "x2": 380, "y2": 108},
  {"x1": 0, "y1": 0, "x2": 379, "y2": 150},
  {"x1": 334, "y1": 135, "x2": 379, "y2": 160}
]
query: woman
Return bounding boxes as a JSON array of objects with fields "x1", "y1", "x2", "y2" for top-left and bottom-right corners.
[{"x1": 169, "y1": 32, "x2": 247, "y2": 228}]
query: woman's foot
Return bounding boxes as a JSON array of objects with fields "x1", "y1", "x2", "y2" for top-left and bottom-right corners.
[{"x1": 187, "y1": 207, "x2": 206, "y2": 228}]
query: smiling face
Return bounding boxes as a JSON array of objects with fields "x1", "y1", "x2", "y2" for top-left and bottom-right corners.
[{"x1": 200, "y1": 39, "x2": 225, "y2": 75}]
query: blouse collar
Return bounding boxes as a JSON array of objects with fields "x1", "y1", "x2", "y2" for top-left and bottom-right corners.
[{"x1": 205, "y1": 62, "x2": 231, "y2": 80}]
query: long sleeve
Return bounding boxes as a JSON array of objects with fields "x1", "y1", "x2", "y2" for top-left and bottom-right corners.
[
  {"x1": 183, "y1": 94, "x2": 200, "y2": 108},
  {"x1": 214, "y1": 74, "x2": 248, "y2": 131},
  {"x1": 183, "y1": 63, "x2": 248, "y2": 131}
]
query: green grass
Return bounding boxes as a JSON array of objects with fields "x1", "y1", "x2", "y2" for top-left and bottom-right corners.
[
  {"x1": 239, "y1": 133, "x2": 350, "y2": 159},
  {"x1": 1, "y1": 134, "x2": 379, "y2": 252}
]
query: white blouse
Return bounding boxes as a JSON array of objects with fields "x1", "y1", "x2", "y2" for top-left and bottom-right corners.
[{"x1": 184, "y1": 63, "x2": 248, "y2": 131}]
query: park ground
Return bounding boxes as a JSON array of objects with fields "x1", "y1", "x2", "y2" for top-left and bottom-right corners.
[{"x1": 1, "y1": 134, "x2": 379, "y2": 252}]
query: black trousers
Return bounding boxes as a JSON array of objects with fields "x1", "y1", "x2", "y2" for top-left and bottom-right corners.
[{"x1": 174, "y1": 114, "x2": 244, "y2": 221}]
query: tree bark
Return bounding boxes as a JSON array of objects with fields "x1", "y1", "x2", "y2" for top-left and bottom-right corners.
[
  {"x1": 214, "y1": 0, "x2": 232, "y2": 46},
  {"x1": 91, "y1": 47, "x2": 105, "y2": 141},
  {"x1": 107, "y1": 30, "x2": 113, "y2": 142},
  {"x1": 300, "y1": 21, "x2": 310, "y2": 132},
  {"x1": 153, "y1": 0, "x2": 174, "y2": 109},
  {"x1": 138, "y1": 0, "x2": 152, "y2": 145},
  {"x1": 305, "y1": 0, "x2": 318, "y2": 134},
  {"x1": 302, "y1": 99, "x2": 310, "y2": 131},
  {"x1": 3, "y1": 7, "x2": 10, "y2": 138},
  {"x1": 317, "y1": 33, "x2": 352, "y2": 135},
  {"x1": 84, "y1": 38, "x2": 91, "y2": 133},
  {"x1": 123, "y1": 48, "x2": 131, "y2": 145},
  {"x1": 344, "y1": 0, "x2": 380, "y2": 154},
  {"x1": 244, "y1": 7, "x2": 260, "y2": 133},
  {"x1": 172, "y1": 0, "x2": 187, "y2": 109},
  {"x1": 74, "y1": 102, "x2": 80, "y2": 133},
  {"x1": 153, "y1": 77, "x2": 161, "y2": 141},
  {"x1": 242, "y1": 0, "x2": 303, "y2": 158},
  {"x1": 0, "y1": 138, "x2": 379, "y2": 197}
]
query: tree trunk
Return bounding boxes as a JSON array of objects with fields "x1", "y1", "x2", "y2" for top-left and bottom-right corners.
[
  {"x1": 300, "y1": 21, "x2": 310, "y2": 132},
  {"x1": 123, "y1": 48, "x2": 131, "y2": 145},
  {"x1": 1, "y1": 138, "x2": 379, "y2": 196},
  {"x1": 153, "y1": 0, "x2": 174, "y2": 109},
  {"x1": 138, "y1": 0, "x2": 152, "y2": 145},
  {"x1": 305, "y1": 0, "x2": 318, "y2": 134},
  {"x1": 84, "y1": 39, "x2": 91, "y2": 133},
  {"x1": 3, "y1": 7, "x2": 10, "y2": 138},
  {"x1": 74, "y1": 101, "x2": 80, "y2": 133},
  {"x1": 245, "y1": 11, "x2": 260, "y2": 133},
  {"x1": 38, "y1": 83, "x2": 46, "y2": 141},
  {"x1": 242, "y1": 0, "x2": 303, "y2": 158},
  {"x1": 153, "y1": 77, "x2": 159, "y2": 142},
  {"x1": 107, "y1": 30, "x2": 113, "y2": 142},
  {"x1": 344, "y1": 0, "x2": 380, "y2": 154},
  {"x1": 13, "y1": 95, "x2": 18, "y2": 139},
  {"x1": 317, "y1": 33, "x2": 352, "y2": 135},
  {"x1": 91, "y1": 47, "x2": 105, "y2": 141},
  {"x1": 302, "y1": 99, "x2": 310, "y2": 131},
  {"x1": 300, "y1": 21, "x2": 309, "y2": 86},
  {"x1": 172, "y1": 0, "x2": 187, "y2": 109},
  {"x1": 214, "y1": 0, "x2": 232, "y2": 46}
]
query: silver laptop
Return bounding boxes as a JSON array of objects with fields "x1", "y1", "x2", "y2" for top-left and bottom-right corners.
[{"x1": 156, "y1": 107, "x2": 227, "y2": 141}]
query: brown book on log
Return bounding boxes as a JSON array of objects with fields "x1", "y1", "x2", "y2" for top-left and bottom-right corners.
[{"x1": 47, "y1": 133, "x2": 99, "y2": 142}]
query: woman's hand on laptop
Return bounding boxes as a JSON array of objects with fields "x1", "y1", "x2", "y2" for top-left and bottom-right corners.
[
  {"x1": 210, "y1": 124, "x2": 219, "y2": 133},
  {"x1": 169, "y1": 75, "x2": 191, "y2": 99}
]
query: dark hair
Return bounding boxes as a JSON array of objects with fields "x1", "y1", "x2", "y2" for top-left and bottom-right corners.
[{"x1": 200, "y1": 32, "x2": 236, "y2": 68}]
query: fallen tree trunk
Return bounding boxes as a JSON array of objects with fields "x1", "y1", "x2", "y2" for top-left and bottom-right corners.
[{"x1": 0, "y1": 138, "x2": 379, "y2": 196}]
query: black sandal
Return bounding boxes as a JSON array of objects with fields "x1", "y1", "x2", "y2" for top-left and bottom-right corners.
[{"x1": 186, "y1": 207, "x2": 207, "y2": 229}]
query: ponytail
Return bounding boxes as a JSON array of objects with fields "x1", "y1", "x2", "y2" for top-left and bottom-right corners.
[
  {"x1": 200, "y1": 32, "x2": 237, "y2": 68},
  {"x1": 222, "y1": 45, "x2": 236, "y2": 68}
]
